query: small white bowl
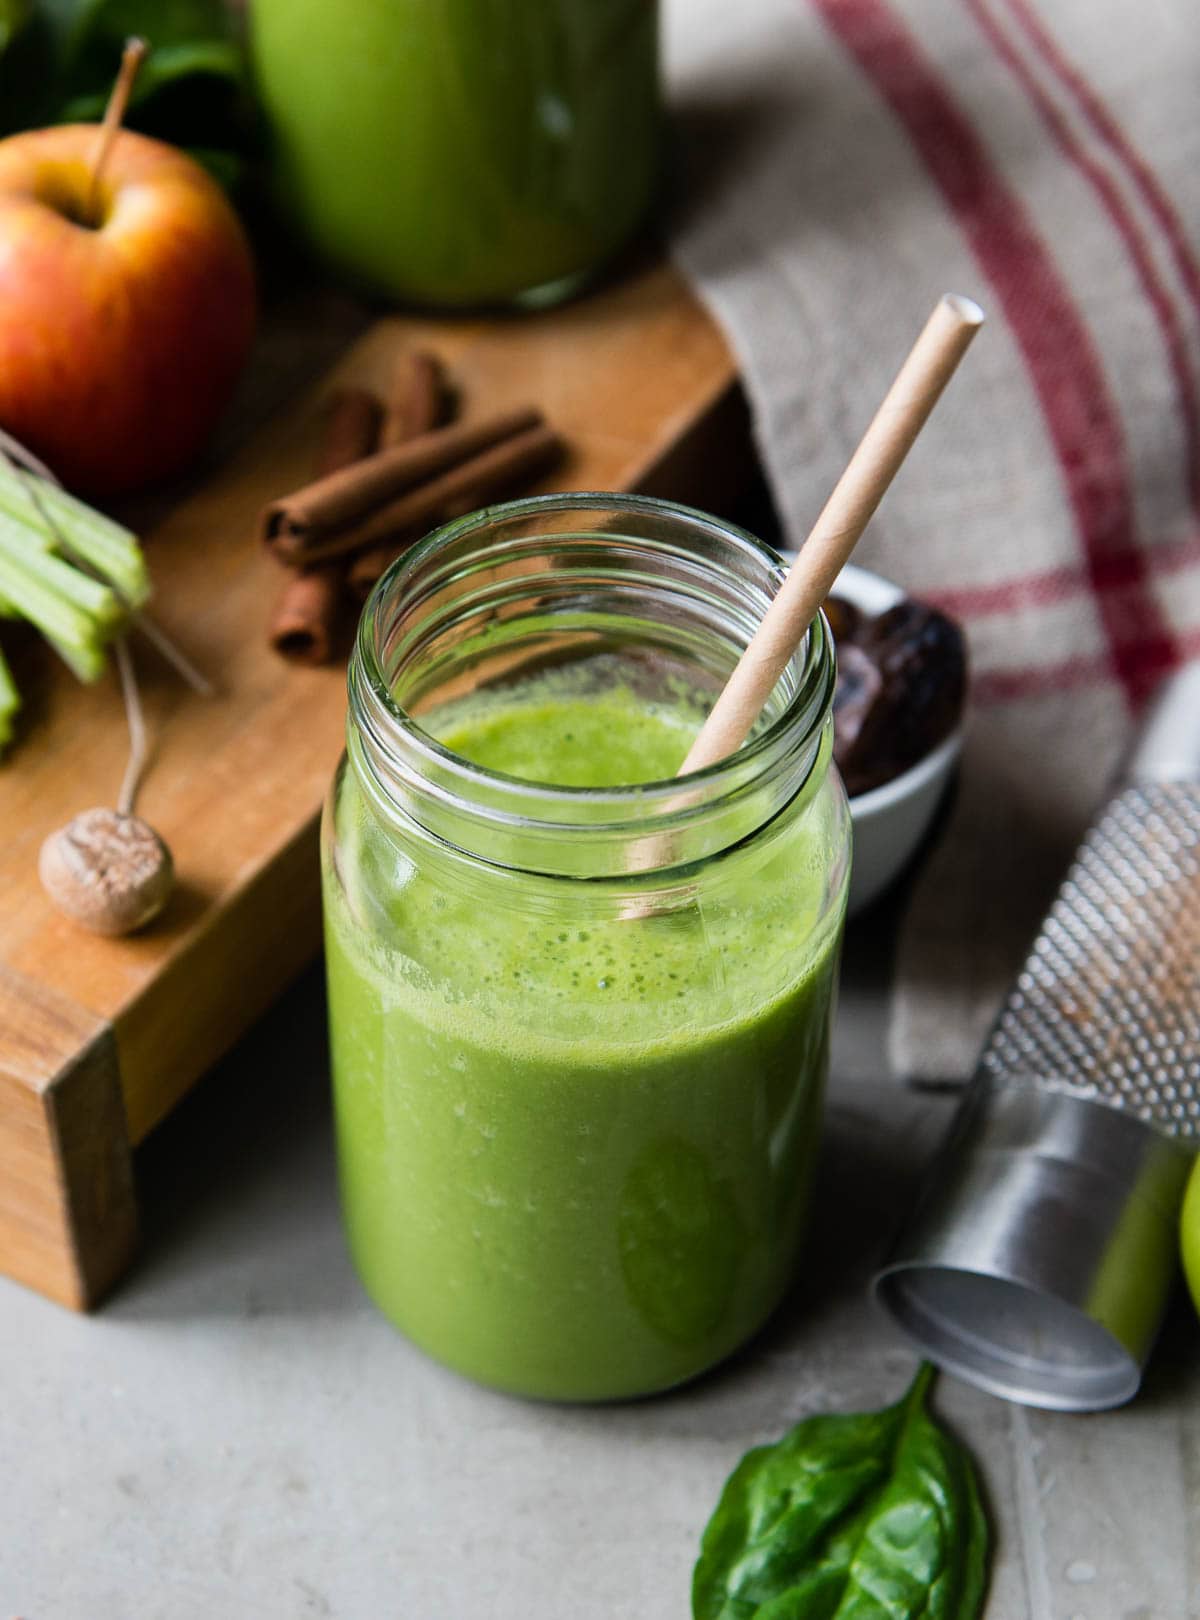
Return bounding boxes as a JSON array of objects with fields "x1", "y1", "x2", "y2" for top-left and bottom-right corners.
[{"x1": 787, "y1": 558, "x2": 964, "y2": 916}]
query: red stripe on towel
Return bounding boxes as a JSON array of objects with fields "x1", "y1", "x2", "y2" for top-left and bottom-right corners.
[
  {"x1": 810, "y1": 0, "x2": 1178, "y2": 708},
  {"x1": 1003, "y1": 0, "x2": 1200, "y2": 325},
  {"x1": 968, "y1": 0, "x2": 1200, "y2": 516},
  {"x1": 923, "y1": 534, "x2": 1200, "y2": 619},
  {"x1": 974, "y1": 627, "x2": 1200, "y2": 706}
]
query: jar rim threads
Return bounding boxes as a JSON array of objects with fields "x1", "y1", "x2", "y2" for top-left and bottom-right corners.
[{"x1": 347, "y1": 493, "x2": 838, "y2": 879}]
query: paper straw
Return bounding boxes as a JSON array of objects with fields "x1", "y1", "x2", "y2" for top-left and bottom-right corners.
[{"x1": 678, "y1": 293, "x2": 984, "y2": 778}]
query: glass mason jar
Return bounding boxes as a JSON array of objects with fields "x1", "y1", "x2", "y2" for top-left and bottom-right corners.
[
  {"x1": 322, "y1": 495, "x2": 851, "y2": 1399},
  {"x1": 250, "y1": 0, "x2": 660, "y2": 308}
]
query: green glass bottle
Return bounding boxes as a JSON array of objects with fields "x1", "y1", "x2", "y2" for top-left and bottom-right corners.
[{"x1": 251, "y1": 0, "x2": 661, "y2": 307}]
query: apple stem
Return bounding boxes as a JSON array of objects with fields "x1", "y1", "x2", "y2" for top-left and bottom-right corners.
[{"x1": 86, "y1": 36, "x2": 149, "y2": 226}]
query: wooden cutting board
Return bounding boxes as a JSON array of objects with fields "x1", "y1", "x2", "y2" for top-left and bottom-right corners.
[{"x1": 0, "y1": 261, "x2": 745, "y2": 1310}]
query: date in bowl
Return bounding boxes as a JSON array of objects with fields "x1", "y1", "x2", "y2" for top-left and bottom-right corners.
[{"x1": 788, "y1": 558, "x2": 967, "y2": 915}]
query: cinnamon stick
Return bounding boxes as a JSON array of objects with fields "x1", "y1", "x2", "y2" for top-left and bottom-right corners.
[
  {"x1": 315, "y1": 388, "x2": 385, "y2": 474},
  {"x1": 267, "y1": 388, "x2": 382, "y2": 664},
  {"x1": 381, "y1": 350, "x2": 446, "y2": 447},
  {"x1": 347, "y1": 547, "x2": 399, "y2": 601},
  {"x1": 287, "y1": 420, "x2": 562, "y2": 573},
  {"x1": 269, "y1": 568, "x2": 348, "y2": 665},
  {"x1": 347, "y1": 423, "x2": 563, "y2": 598},
  {"x1": 261, "y1": 408, "x2": 543, "y2": 563}
]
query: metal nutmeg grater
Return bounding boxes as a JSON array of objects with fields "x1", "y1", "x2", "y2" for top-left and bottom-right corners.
[{"x1": 875, "y1": 664, "x2": 1200, "y2": 1410}]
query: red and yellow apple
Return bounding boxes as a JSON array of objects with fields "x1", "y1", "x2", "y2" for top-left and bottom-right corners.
[{"x1": 0, "y1": 125, "x2": 256, "y2": 496}]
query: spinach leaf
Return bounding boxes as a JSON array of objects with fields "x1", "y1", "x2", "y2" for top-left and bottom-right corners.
[
  {"x1": 692, "y1": 1364, "x2": 989, "y2": 1620},
  {"x1": 0, "y1": 0, "x2": 31, "y2": 52},
  {"x1": 0, "y1": 0, "x2": 253, "y2": 189},
  {"x1": 0, "y1": 2, "x2": 59, "y2": 133}
]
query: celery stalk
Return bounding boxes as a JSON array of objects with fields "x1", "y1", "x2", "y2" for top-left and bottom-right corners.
[
  {"x1": 0, "y1": 518, "x2": 122, "y2": 630},
  {"x1": 39, "y1": 628, "x2": 108, "y2": 684},
  {"x1": 0, "y1": 519, "x2": 51, "y2": 616},
  {"x1": 0, "y1": 463, "x2": 150, "y2": 607},
  {"x1": 0, "y1": 640, "x2": 17, "y2": 752},
  {"x1": 0, "y1": 539, "x2": 111, "y2": 682}
]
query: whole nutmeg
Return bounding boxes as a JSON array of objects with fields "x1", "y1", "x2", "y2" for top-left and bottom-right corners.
[{"x1": 39, "y1": 808, "x2": 174, "y2": 936}]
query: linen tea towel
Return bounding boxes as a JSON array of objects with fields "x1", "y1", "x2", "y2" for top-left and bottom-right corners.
[{"x1": 666, "y1": 0, "x2": 1200, "y2": 1079}]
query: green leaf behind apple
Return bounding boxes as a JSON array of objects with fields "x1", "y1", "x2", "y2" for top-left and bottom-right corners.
[{"x1": 0, "y1": 0, "x2": 254, "y2": 189}]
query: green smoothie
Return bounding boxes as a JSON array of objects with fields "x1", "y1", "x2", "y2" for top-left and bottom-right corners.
[
  {"x1": 251, "y1": 0, "x2": 659, "y2": 306},
  {"x1": 323, "y1": 665, "x2": 846, "y2": 1398}
]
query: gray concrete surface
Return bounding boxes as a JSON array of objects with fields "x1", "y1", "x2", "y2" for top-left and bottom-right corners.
[{"x1": 1, "y1": 907, "x2": 1196, "y2": 1619}]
